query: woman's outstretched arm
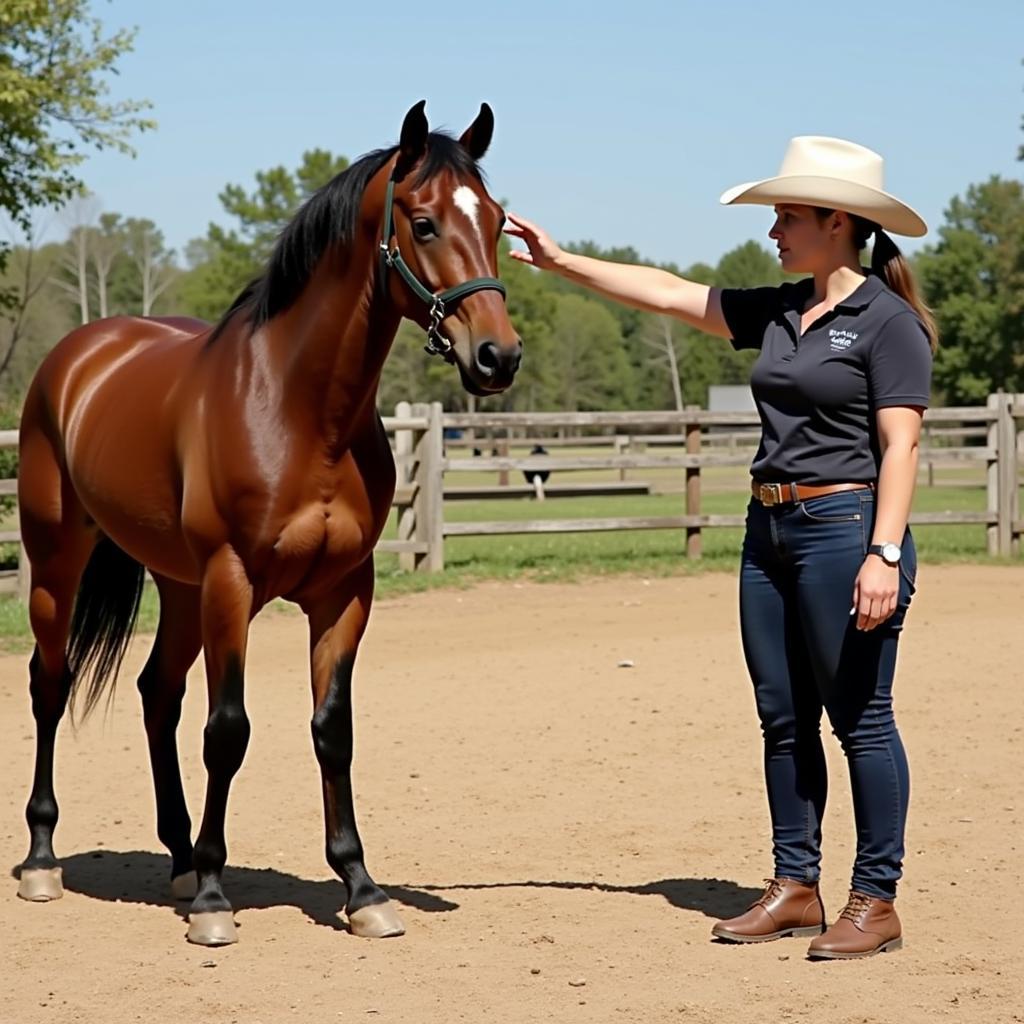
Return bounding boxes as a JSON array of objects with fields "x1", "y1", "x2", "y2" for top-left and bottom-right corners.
[{"x1": 504, "y1": 212, "x2": 731, "y2": 338}]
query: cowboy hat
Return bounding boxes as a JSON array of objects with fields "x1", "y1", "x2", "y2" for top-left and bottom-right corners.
[{"x1": 720, "y1": 136, "x2": 927, "y2": 237}]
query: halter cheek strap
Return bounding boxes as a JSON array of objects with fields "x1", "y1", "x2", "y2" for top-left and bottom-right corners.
[{"x1": 379, "y1": 175, "x2": 507, "y2": 359}]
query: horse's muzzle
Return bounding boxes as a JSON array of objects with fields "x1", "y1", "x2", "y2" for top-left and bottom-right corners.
[{"x1": 473, "y1": 338, "x2": 522, "y2": 391}]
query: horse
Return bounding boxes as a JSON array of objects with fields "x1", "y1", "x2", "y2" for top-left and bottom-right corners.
[{"x1": 15, "y1": 101, "x2": 521, "y2": 946}]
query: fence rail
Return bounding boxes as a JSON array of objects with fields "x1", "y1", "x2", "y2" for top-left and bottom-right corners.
[{"x1": 2, "y1": 396, "x2": 1021, "y2": 592}]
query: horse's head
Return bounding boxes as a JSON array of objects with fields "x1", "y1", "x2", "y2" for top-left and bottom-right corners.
[{"x1": 378, "y1": 102, "x2": 522, "y2": 397}]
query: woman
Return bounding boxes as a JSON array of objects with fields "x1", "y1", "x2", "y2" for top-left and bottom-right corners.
[{"x1": 505, "y1": 136, "x2": 935, "y2": 960}]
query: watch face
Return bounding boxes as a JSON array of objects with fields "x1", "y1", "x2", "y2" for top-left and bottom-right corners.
[{"x1": 882, "y1": 543, "x2": 901, "y2": 563}]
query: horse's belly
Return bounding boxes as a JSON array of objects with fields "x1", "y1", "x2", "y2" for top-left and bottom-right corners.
[{"x1": 77, "y1": 483, "x2": 199, "y2": 583}]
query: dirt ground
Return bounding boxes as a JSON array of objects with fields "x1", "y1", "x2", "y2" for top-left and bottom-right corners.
[{"x1": 1, "y1": 565, "x2": 1021, "y2": 1024}]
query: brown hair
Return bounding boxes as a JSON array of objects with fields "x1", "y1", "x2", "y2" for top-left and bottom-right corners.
[{"x1": 816, "y1": 208, "x2": 938, "y2": 353}]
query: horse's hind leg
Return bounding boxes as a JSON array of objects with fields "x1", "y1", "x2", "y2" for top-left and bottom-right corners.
[
  {"x1": 137, "y1": 574, "x2": 203, "y2": 900},
  {"x1": 17, "y1": 427, "x2": 96, "y2": 901}
]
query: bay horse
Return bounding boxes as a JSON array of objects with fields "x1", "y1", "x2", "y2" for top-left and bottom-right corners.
[{"x1": 15, "y1": 101, "x2": 520, "y2": 946}]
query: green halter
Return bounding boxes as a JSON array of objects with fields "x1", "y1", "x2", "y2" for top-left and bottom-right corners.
[{"x1": 379, "y1": 175, "x2": 507, "y2": 359}]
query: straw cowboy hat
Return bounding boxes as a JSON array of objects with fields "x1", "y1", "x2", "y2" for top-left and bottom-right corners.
[{"x1": 720, "y1": 136, "x2": 927, "y2": 237}]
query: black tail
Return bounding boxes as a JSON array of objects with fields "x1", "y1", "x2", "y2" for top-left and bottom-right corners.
[{"x1": 67, "y1": 536, "x2": 145, "y2": 720}]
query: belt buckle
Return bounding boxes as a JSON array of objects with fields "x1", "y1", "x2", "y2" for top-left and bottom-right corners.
[{"x1": 758, "y1": 483, "x2": 784, "y2": 506}]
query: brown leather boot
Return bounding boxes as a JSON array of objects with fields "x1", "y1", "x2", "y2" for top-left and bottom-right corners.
[
  {"x1": 807, "y1": 890, "x2": 902, "y2": 959},
  {"x1": 712, "y1": 878, "x2": 825, "y2": 943}
]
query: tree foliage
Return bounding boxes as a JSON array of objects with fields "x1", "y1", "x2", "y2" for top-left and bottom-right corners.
[
  {"x1": 917, "y1": 177, "x2": 1024, "y2": 402},
  {"x1": 0, "y1": 1, "x2": 153, "y2": 308},
  {"x1": 178, "y1": 149, "x2": 349, "y2": 321}
]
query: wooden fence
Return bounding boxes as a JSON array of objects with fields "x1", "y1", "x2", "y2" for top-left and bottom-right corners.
[{"x1": 2, "y1": 396, "x2": 1021, "y2": 592}]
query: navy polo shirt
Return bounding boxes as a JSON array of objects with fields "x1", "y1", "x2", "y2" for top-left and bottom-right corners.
[{"x1": 721, "y1": 273, "x2": 932, "y2": 485}]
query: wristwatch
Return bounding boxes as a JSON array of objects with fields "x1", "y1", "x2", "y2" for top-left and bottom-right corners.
[{"x1": 868, "y1": 542, "x2": 902, "y2": 566}]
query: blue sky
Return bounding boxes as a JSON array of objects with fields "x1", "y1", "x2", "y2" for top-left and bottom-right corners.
[{"x1": 78, "y1": 0, "x2": 1023, "y2": 269}]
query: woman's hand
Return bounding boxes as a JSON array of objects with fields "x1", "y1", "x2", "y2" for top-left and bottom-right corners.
[
  {"x1": 503, "y1": 213, "x2": 565, "y2": 272},
  {"x1": 852, "y1": 557, "x2": 899, "y2": 631}
]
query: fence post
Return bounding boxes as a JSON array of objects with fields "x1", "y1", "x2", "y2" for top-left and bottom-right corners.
[
  {"x1": 1013, "y1": 395, "x2": 1023, "y2": 557},
  {"x1": 614, "y1": 435, "x2": 627, "y2": 481},
  {"x1": 685, "y1": 406, "x2": 702, "y2": 559},
  {"x1": 986, "y1": 394, "x2": 1001, "y2": 556},
  {"x1": 985, "y1": 392, "x2": 1015, "y2": 557},
  {"x1": 412, "y1": 401, "x2": 445, "y2": 572},
  {"x1": 996, "y1": 393, "x2": 1016, "y2": 557},
  {"x1": 497, "y1": 427, "x2": 510, "y2": 487},
  {"x1": 394, "y1": 401, "x2": 419, "y2": 572}
]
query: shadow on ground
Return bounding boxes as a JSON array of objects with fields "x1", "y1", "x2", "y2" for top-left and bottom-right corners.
[{"x1": 12, "y1": 851, "x2": 760, "y2": 930}]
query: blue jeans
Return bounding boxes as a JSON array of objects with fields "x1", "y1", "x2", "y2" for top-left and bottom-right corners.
[{"x1": 739, "y1": 488, "x2": 916, "y2": 900}]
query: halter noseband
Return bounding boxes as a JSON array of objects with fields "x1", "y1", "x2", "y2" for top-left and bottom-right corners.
[{"x1": 379, "y1": 174, "x2": 507, "y2": 360}]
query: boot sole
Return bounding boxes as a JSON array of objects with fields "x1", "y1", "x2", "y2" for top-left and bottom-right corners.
[
  {"x1": 807, "y1": 936, "x2": 903, "y2": 960},
  {"x1": 712, "y1": 924, "x2": 823, "y2": 944}
]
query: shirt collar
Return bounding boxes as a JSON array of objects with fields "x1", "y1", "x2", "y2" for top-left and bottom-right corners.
[
  {"x1": 835, "y1": 272, "x2": 885, "y2": 312},
  {"x1": 786, "y1": 271, "x2": 885, "y2": 315}
]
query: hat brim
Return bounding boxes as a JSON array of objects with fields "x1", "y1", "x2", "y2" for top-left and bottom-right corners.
[{"x1": 720, "y1": 174, "x2": 927, "y2": 237}]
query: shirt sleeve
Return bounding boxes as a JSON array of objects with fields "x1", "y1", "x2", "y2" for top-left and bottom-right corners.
[
  {"x1": 867, "y1": 311, "x2": 933, "y2": 409},
  {"x1": 719, "y1": 287, "x2": 780, "y2": 351}
]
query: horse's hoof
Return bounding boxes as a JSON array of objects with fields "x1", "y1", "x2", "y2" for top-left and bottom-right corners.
[
  {"x1": 17, "y1": 867, "x2": 64, "y2": 902},
  {"x1": 348, "y1": 901, "x2": 405, "y2": 938},
  {"x1": 186, "y1": 911, "x2": 238, "y2": 946},
  {"x1": 170, "y1": 871, "x2": 198, "y2": 901}
]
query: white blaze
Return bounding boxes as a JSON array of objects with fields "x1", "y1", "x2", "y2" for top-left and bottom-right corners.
[{"x1": 453, "y1": 185, "x2": 482, "y2": 240}]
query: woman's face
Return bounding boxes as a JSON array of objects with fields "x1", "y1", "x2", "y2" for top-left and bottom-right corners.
[{"x1": 768, "y1": 204, "x2": 837, "y2": 274}]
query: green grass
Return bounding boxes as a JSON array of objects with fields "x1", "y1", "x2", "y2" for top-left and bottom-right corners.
[{"x1": 2, "y1": 474, "x2": 1019, "y2": 648}]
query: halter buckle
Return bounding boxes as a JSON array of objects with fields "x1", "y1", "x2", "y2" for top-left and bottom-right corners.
[
  {"x1": 422, "y1": 297, "x2": 451, "y2": 358},
  {"x1": 424, "y1": 331, "x2": 453, "y2": 359}
]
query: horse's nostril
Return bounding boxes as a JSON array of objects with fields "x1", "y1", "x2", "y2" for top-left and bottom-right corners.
[{"x1": 475, "y1": 341, "x2": 500, "y2": 378}]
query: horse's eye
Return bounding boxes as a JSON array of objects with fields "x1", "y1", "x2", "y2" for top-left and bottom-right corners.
[{"x1": 412, "y1": 218, "x2": 437, "y2": 240}]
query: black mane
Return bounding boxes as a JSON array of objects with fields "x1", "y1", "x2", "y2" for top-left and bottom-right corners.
[{"x1": 207, "y1": 132, "x2": 483, "y2": 344}]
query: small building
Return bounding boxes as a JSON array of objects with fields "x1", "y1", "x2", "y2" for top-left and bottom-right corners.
[{"x1": 708, "y1": 385, "x2": 756, "y2": 413}]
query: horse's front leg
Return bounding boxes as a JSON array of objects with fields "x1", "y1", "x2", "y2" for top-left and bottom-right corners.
[
  {"x1": 305, "y1": 557, "x2": 404, "y2": 938},
  {"x1": 186, "y1": 546, "x2": 253, "y2": 946}
]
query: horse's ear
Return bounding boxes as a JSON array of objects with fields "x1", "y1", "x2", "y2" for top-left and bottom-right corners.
[
  {"x1": 396, "y1": 100, "x2": 429, "y2": 176},
  {"x1": 459, "y1": 102, "x2": 494, "y2": 161}
]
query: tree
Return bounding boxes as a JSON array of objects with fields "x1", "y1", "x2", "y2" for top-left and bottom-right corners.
[
  {"x1": 917, "y1": 177, "x2": 1024, "y2": 402},
  {"x1": 0, "y1": 236, "x2": 75, "y2": 399},
  {"x1": 179, "y1": 149, "x2": 350, "y2": 321},
  {"x1": 715, "y1": 240, "x2": 787, "y2": 289},
  {"x1": 0, "y1": 1, "x2": 153, "y2": 309},
  {"x1": 639, "y1": 316, "x2": 684, "y2": 411},
  {"x1": 123, "y1": 218, "x2": 176, "y2": 315},
  {"x1": 0, "y1": 221, "x2": 52, "y2": 379},
  {"x1": 547, "y1": 293, "x2": 634, "y2": 410},
  {"x1": 90, "y1": 212, "x2": 123, "y2": 319},
  {"x1": 51, "y1": 192, "x2": 100, "y2": 324}
]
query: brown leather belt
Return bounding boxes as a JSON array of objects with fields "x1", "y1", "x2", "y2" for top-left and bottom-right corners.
[{"x1": 751, "y1": 480, "x2": 874, "y2": 507}]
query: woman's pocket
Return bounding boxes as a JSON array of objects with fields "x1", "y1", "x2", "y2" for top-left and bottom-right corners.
[
  {"x1": 797, "y1": 490, "x2": 865, "y2": 523},
  {"x1": 899, "y1": 529, "x2": 918, "y2": 592}
]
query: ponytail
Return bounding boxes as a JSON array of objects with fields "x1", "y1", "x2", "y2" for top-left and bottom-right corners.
[
  {"x1": 869, "y1": 226, "x2": 939, "y2": 353},
  {"x1": 816, "y1": 207, "x2": 939, "y2": 353}
]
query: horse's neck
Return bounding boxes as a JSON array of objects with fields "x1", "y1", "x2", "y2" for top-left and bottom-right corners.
[{"x1": 273, "y1": 248, "x2": 401, "y2": 452}]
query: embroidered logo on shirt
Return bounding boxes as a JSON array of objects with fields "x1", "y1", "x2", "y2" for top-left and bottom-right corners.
[{"x1": 828, "y1": 327, "x2": 859, "y2": 352}]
